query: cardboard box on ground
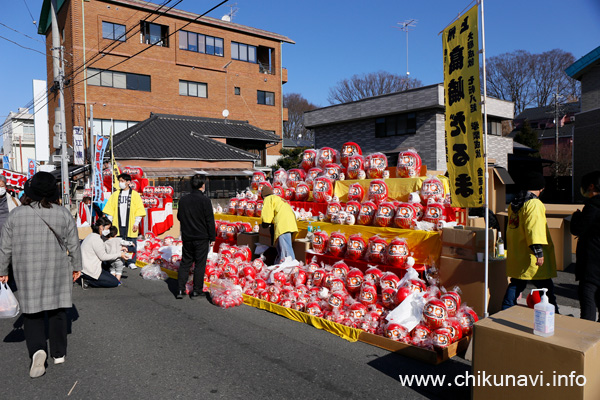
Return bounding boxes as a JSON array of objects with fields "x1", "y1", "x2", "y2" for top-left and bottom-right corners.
[
  {"x1": 441, "y1": 226, "x2": 497, "y2": 261},
  {"x1": 473, "y1": 307, "x2": 600, "y2": 400}
]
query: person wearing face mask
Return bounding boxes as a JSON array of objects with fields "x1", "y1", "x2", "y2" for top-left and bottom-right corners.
[
  {"x1": 0, "y1": 175, "x2": 21, "y2": 234},
  {"x1": 80, "y1": 216, "x2": 126, "y2": 288},
  {"x1": 571, "y1": 171, "x2": 600, "y2": 321},
  {"x1": 102, "y1": 173, "x2": 145, "y2": 268}
]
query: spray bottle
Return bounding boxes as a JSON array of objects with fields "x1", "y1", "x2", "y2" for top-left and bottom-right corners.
[{"x1": 531, "y1": 288, "x2": 554, "y2": 337}]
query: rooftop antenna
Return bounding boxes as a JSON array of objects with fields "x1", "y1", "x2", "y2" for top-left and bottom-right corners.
[
  {"x1": 396, "y1": 19, "x2": 418, "y2": 76},
  {"x1": 221, "y1": 3, "x2": 239, "y2": 22}
]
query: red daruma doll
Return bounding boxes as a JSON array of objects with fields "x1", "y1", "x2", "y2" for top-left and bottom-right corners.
[
  {"x1": 367, "y1": 236, "x2": 387, "y2": 264},
  {"x1": 313, "y1": 177, "x2": 334, "y2": 203},
  {"x1": 396, "y1": 149, "x2": 422, "y2": 178},
  {"x1": 323, "y1": 163, "x2": 342, "y2": 181},
  {"x1": 325, "y1": 201, "x2": 343, "y2": 222},
  {"x1": 345, "y1": 200, "x2": 361, "y2": 219},
  {"x1": 327, "y1": 231, "x2": 347, "y2": 257},
  {"x1": 386, "y1": 237, "x2": 409, "y2": 268},
  {"x1": 346, "y1": 233, "x2": 367, "y2": 260},
  {"x1": 251, "y1": 171, "x2": 266, "y2": 190},
  {"x1": 347, "y1": 183, "x2": 365, "y2": 203},
  {"x1": 357, "y1": 201, "x2": 377, "y2": 225},
  {"x1": 394, "y1": 202, "x2": 418, "y2": 229},
  {"x1": 422, "y1": 201, "x2": 447, "y2": 227},
  {"x1": 295, "y1": 182, "x2": 310, "y2": 202},
  {"x1": 236, "y1": 198, "x2": 247, "y2": 216},
  {"x1": 273, "y1": 168, "x2": 288, "y2": 187},
  {"x1": 228, "y1": 198, "x2": 238, "y2": 215},
  {"x1": 245, "y1": 200, "x2": 257, "y2": 217},
  {"x1": 287, "y1": 169, "x2": 306, "y2": 188},
  {"x1": 301, "y1": 149, "x2": 317, "y2": 172},
  {"x1": 273, "y1": 186, "x2": 285, "y2": 198},
  {"x1": 317, "y1": 147, "x2": 337, "y2": 168},
  {"x1": 421, "y1": 176, "x2": 445, "y2": 203},
  {"x1": 367, "y1": 152, "x2": 388, "y2": 179},
  {"x1": 374, "y1": 201, "x2": 395, "y2": 227},
  {"x1": 346, "y1": 155, "x2": 365, "y2": 180},
  {"x1": 311, "y1": 230, "x2": 329, "y2": 254},
  {"x1": 340, "y1": 142, "x2": 362, "y2": 168},
  {"x1": 257, "y1": 181, "x2": 272, "y2": 199},
  {"x1": 368, "y1": 179, "x2": 388, "y2": 205},
  {"x1": 255, "y1": 200, "x2": 264, "y2": 217},
  {"x1": 284, "y1": 187, "x2": 295, "y2": 201},
  {"x1": 305, "y1": 167, "x2": 323, "y2": 190}
]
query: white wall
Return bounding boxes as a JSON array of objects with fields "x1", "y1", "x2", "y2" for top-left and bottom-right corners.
[{"x1": 33, "y1": 79, "x2": 50, "y2": 163}]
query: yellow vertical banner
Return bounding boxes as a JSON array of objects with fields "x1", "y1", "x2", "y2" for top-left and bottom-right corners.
[{"x1": 442, "y1": 5, "x2": 485, "y2": 208}]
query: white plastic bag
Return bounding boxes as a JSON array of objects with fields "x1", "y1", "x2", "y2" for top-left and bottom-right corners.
[
  {"x1": 140, "y1": 264, "x2": 168, "y2": 281},
  {"x1": 0, "y1": 283, "x2": 20, "y2": 318}
]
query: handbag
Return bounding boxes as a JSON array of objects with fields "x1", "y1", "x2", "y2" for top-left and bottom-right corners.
[{"x1": 0, "y1": 282, "x2": 20, "y2": 318}]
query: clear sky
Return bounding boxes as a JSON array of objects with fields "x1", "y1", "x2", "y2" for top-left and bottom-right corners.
[{"x1": 1, "y1": 0, "x2": 599, "y2": 118}]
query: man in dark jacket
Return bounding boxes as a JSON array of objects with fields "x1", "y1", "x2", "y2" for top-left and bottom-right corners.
[
  {"x1": 571, "y1": 171, "x2": 600, "y2": 321},
  {"x1": 176, "y1": 175, "x2": 215, "y2": 299}
]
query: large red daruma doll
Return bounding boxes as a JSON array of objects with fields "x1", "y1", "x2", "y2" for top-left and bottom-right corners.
[
  {"x1": 325, "y1": 201, "x2": 342, "y2": 222},
  {"x1": 340, "y1": 142, "x2": 362, "y2": 168},
  {"x1": 244, "y1": 200, "x2": 257, "y2": 217},
  {"x1": 323, "y1": 163, "x2": 342, "y2": 181},
  {"x1": 257, "y1": 181, "x2": 272, "y2": 199},
  {"x1": 423, "y1": 298, "x2": 448, "y2": 330},
  {"x1": 346, "y1": 155, "x2": 365, "y2": 180},
  {"x1": 367, "y1": 152, "x2": 388, "y2": 179},
  {"x1": 271, "y1": 186, "x2": 284, "y2": 198},
  {"x1": 236, "y1": 198, "x2": 247, "y2": 216},
  {"x1": 422, "y1": 201, "x2": 447, "y2": 227},
  {"x1": 273, "y1": 168, "x2": 288, "y2": 187},
  {"x1": 305, "y1": 167, "x2": 323, "y2": 190},
  {"x1": 386, "y1": 237, "x2": 409, "y2": 268},
  {"x1": 357, "y1": 201, "x2": 377, "y2": 225},
  {"x1": 346, "y1": 233, "x2": 367, "y2": 260},
  {"x1": 301, "y1": 149, "x2": 317, "y2": 172},
  {"x1": 394, "y1": 202, "x2": 418, "y2": 229},
  {"x1": 367, "y1": 236, "x2": 388, "y2": 264},
  {"x1": 295, "y1": 182, "x2": 310, "y2": 201},
  {"x1": 286, "y1": 169, "x2": 306, "y2": 188},
  {"x1": 396, "y1": 149, "x2": 422, "y2": 178},
  {"x1": 344, "y1": 200, "x2": 361, "y2": 219},
  {"x1": 347, "y1": 183, "x2": 365, "y2": 203},
  {"x1": 374, "y1": 201, "x2": 395, "y2": 227},
  {"x1": 311, "y1": 230, "x2": 329, "y2": 254},
  {"x1": 327, "y1": 231, "x2": 347, "y2": 257},
  {"x1": 255, "y1": 200, "x2": 263, "y2": 217},
  {"x1": 421, "y1": 176, "x2": 445, "y2": 203},
  {"x1": 283, "y1": 187, "x2": 295, "y2": 201},
  {"x1": 313, "y1": 177, "x2": 334, "y2": 203},
  {"x1": 368, "y1": 179, "x2": 388, "y2": 205},
  {"x1": 228, "y1": 198, "x2": 238, "y2": 215},
  {"x1": 317, "y1": 147, "x2": 337, "y2": 168},
  {"x1": 224, "y1": 223, "x2": 238, "y2": 243},
  {"x1": 251, "y1": 171, "x2": 266, "y2": 190}
]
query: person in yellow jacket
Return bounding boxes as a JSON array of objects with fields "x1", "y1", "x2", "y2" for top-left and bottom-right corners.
[
  {"x1": 502, "y1": 171, "x2": 558, "y2": 312},
  {"x1": 261, "y1": 185, "x2": 298, "y2": 264},
  {"x1": 103, "y1": 173, "x2": 146, "y2": 268}
]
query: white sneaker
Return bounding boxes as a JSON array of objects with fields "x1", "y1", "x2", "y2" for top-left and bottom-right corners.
[
  {"x1": 53, "y1": 356, "x2": 65, "y2": 364},
  {"x1": 129, "y1": 264, "x2": 138, "y2": 270},
  {"x1": 30, "y1": 350, "x2": 46, "y2": 378}
]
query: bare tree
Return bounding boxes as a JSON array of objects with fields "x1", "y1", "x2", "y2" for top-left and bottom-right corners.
[
  {"x1": 531, "y1": 49, "x2": 578, "y2": 107},
  {"x1": 327, "y1": 71, "x2": 422, "y2": 104},
  {"x1": 283, "y1": 93, "x2": 318, "y2": 141}
]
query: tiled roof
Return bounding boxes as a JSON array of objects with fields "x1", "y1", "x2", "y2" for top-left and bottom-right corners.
[
  {"x1": 515, "y1": 102, "x2": 580, "y2": 121},
  {"x1": 282, "y1": 137, "x2": 314, "y2": 148}
]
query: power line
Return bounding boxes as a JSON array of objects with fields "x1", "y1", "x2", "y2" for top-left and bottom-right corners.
[
  {"x1": 0, "y1": 21, "x2": 45, "y2": 44},
  {"x1": 22, "y1": 0, "x2": 38, "y2": 29}
]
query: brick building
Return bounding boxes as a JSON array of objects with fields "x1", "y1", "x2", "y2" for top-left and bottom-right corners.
[
  {"x1": 38, "y1": 0, "x2": 293, "y2": 167},
  {"x1": 303, "y1": 84, "x2": 514, "y2": 171}
]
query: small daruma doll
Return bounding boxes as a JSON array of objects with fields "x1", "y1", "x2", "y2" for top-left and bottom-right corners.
[
  {"x1": 244, "y1": 200, "x2": 257, "y2": 217},
  {"x1": 368, "y1": 179, "x2": 388, "y2": 205},
  {"x1": 236, "y1": 198, "x2": 247, "y2": 216},
  {"x1": 273, "y1": 168, "x2": 288, "y2": 187},
  {"x1": 374, "y1": 201, "x2": 395, "y2": 227},
  {"x1": 396, "y1": 149, "x2": 422, "y2": 178},
  {"x1": 346, "y1": 233, "x2": 367, "y2": 260},
  {"x1": 367, "y1": 236, "x2": 387, "y2": 264},
  {"x1": 367, "y1": 152, "x2": 388, "y2": 179},
  {"x1": 301, "y1": 149, "x2": 317, "y2": 172},
  {"x1": 422, "y1": 201, "x2": 447, "y2": 227},
  {"x1": 305, "y1": 167, "x2": 323, "y2": 190},
  {"x1": 340, "y1": 142, "x2": 362, "y2": 168},
  {"x1": 255, "y1": 200, "x2": 264, "y2": 217},
  {"x1": 357, "y1": 201, "x2": 377, "y2": 226},
  {"x1": 421, "y1": 176, "x2": 445, "y2": 203},
  {"x1": 251, "y1": 171, "x2": 266, "y2": 190},
  {"x1": 312, "y1": 177, "x2": 334, "y2": 203},
  {"x1": 347, "y1": 183, "x2": 365, "y2": 203},
  {"x1": 323, "y1": 163, "x2": 342, "y2": 181},
  {"x1": 346, "y1": 155, "x2": 366, "y2": 180},
  {"x1": 344, "y1": 200, "x2": 361, "y2": 219},
  {"x1": 423, "y1": 298, "x2": 448, "y2": 330},
  {"x1": 317, "y1": 147, "x2": 337, "y2": 168},
  {"x1": 386, "y1": 237, "x2": 409, "y2": 268},
  {"x1": 228, "y1": 198, "x2": 238, "y2": 215},
  {"x1": 394, "y1": 202, "x2": 418, "y2": 230},
  {"x1": 295, "y1": 182, "x2": 310, "y2": 202},
  {"x1": 286, "y1": 169, "x2": 306, "y2": 188},
  {"x1": 257, "y1": 181, "x2": 272, "y2": 200},
  {"x1": 325, "y1": 201, "x2": 343, "y2": 222},
  {"x1": 311, "y1": 230, "x2": 329, "y2": 254},
  {"x1": 327, "y1": 231, "x2": 347, "y2": 257}
]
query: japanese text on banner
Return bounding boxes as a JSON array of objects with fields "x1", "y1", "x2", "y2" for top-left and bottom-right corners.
[
  {"x1": 73, "y1": 126, "x2": 85, "y2": 166},
  {"x1": 442, "y1": 5, "x2": 484, "y2": 208},
  {"x1": 92, "y1": 136, "x2": 108, "y2": 202}
]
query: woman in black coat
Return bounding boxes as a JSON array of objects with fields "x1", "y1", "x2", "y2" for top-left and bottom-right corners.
[{"x1": 571, "y1": 171, "x2": 600, "y2": 321}]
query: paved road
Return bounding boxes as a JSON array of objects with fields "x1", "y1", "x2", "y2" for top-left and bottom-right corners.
[{"x1": 1, "y1": 270, "x2": 472, "y2": 400}]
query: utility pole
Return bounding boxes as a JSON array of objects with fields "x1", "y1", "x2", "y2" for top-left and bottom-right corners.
[
  {"x1": 50, "y1": 0, "x2": 70, "y2": 207},
  {"x1": 553, "y1": 91, "x2": 560, "y2": 192},
  {"x1": 397, "y1": 19, "x2": 418, "y2": 76}
]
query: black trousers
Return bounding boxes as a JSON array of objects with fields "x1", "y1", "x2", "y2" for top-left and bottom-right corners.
[
  {"x1": 178, "y1": 240, "x2": 210, "y2": 292},
  {"x1": 501, "y1": 278, "x2": 559, "y2": 313},
  {"x1": 23, "y1": 308, "x2": 68, "y2": 359},
  {"x1": 579, "y1": 280, "x2": 600, "y2": 321},
  {"x1": 119, "y1": 227, "x2": 138, "y2": 266}
]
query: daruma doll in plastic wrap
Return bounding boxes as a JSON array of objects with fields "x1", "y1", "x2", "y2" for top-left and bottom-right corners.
[
  {"x1": 273, "y1": 168, "x2": 288, "y2": 187},
  {"x1": 367, "y1": 152, "x2": 388, "y2": 179},
  {"x1": 273, "y1": 186, "x2": 285, "y2": 198},
  {"x1": 313, "y1": 177, "x2": 334, "y2": 203},
  {"x1": 346, "y1": 233, "x2": 367, "y2": 260},
  {"x1": 368, "y1": 179, "x2": 388, "y2": 205},
  {"x1": 386, "y1": 237, "x2": 409, "y2": 268},
  {"x1": 394, "y1": 202, "x2": 418, "y2": 229},
  {"x1": 345, "y1": 200, "x2": 361, "y2": 219},
  {"x1": 327, "y1": 231, "x2": 347, "y2": 257},
  {"x1": 295, "y1": 182, "x2": 310, "y2": 201},
  {"x1": 346, "y1": 155, "x2": 365, "y2": 179},
  {"x1": 143, "y1": 186, "x2": 155, "y2": 197},
  {"x1": 396, "y1": 149, "x2": 422, "y2": 178},
  {"x1": 374, "y1": 201, "x2": 395, "y2": 227},
  {"x1": 236, "y1": 198, "x2": 247, "y2": 216},
  {"x1": 284, "y1": 187, "x2": 295, "y2": 201},
  {"x1": 423, "y1": 298, "x2": 448, "y2": 330},
  {"x1": 224, "y1": 223, "x2": 238, "y2": 243},
  {"x1": 323, "y1": 163, "x2": 342, "y2": 181},
  {"x1": 251, "y1": 171, "x2": 266, "y2": 190},
  {"x1": 340, "y1": 142, "x2": 362, "y2": 168},
  {"x1": 244, "y1": 200, "x2": 257, "y2": 217},
  {"x1": 255, "y1": 200, "x2": 263, "y2": 217},
  {"x1": 347, "y1": 182, "x2": 365, "y2": 203},
  {"x1": 421, "y1": 176, "x2": 445, "y2": 202},
  {"x1": 317, "y1": 147, "x2": 337, "y2": 168},
  {"x1": 367, "y1": 236, "x2": 387, "y2": 264},
  {"x1": 422, "y1": 201, "x2": 447, "y2": 227},
  {"x1": 305, "y1": 167, "x2": 323, "y2": 190},
  {"x1": 357, "y1": 201, "x2": 377, "y2": 225},
  {"x1": 325, "y1": 201, "x2": 343, "y2": 222},
  {"x1": 301, "y1": 149, "x2": 317, "y2": 172},
  {"x1": 257, "y1": 181, "x2": 272, "y2": 199},
  {"x1": 287, "y1": 168, "x2": 306, "y2": 188},
  {"x1": 311, "y1": 230, "x2": 329, "y2": 254},
  {"x1": 228, "y1": 198, "x2": 238, "y2": 215}
]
